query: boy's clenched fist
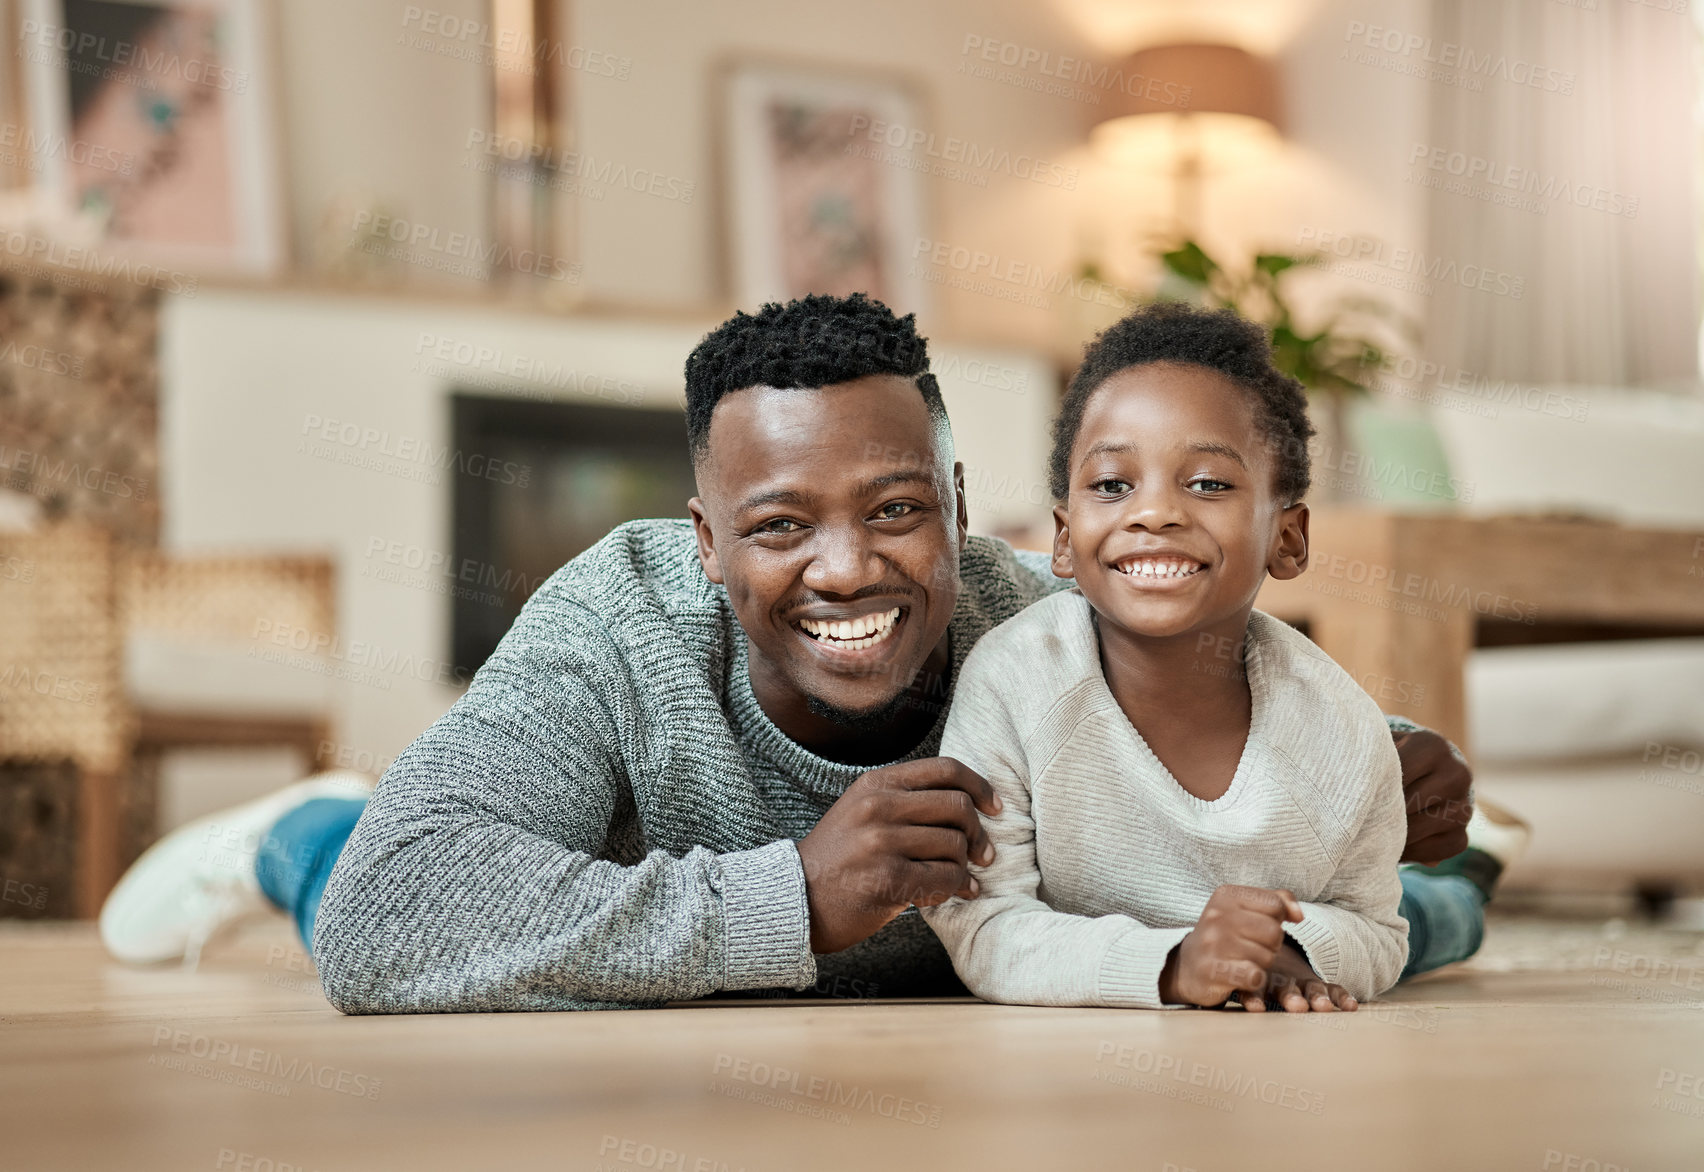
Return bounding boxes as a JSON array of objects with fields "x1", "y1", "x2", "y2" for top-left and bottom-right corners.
[{"x1": 1159, "y1": 884, "x2": 1304, "y2": 1007}]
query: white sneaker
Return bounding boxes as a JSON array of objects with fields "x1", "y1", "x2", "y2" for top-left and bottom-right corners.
[
  {"x1": 98, "y1": 771, "x2": 374, "y2": 968},
  {"x1": 1467, "y1": 795, "x2": 1533, "y2": 871}
]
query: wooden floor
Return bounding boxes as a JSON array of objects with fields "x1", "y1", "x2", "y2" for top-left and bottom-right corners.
[{"x1": 3, "y1": 912, "x2": 1703, "y2": 1172}]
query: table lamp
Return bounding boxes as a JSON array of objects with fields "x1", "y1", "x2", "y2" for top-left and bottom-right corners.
[{"x1": 1091, "y1": 43, "x2": 1283, "y2": 237}]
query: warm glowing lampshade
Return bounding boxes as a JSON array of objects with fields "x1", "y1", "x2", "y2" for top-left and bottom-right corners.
[
  {"x1": 1091, "y1": 42, "x2": 1283, "y2": 169},
  {"x1": 1091, "y1": 43, "x2": 1283, "y2": 234}
]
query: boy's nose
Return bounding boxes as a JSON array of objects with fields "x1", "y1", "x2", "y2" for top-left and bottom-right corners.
[{"x1": 1122, "y1": 486, "x2": 1189, "y2": 530}]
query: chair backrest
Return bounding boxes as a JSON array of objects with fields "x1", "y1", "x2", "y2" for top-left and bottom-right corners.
[
  {"x1": 118, "y1": 551, "x2": 336, "y2": 650},
  {"x1": 0, "y1": 531, "x2": 338, "y2": 769},
  {"x1": 0, "y1": 525, "x2": 131, "y2": 772}
]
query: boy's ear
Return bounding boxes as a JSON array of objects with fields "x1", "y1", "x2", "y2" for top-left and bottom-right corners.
[
  {"x1": 1266, "y1": 502, "x2": 1309, "y2": 581},
  {"x1": 687, "y1": 496, "x2": 725, "y2": 585},
  {"x1": 1050, "y1": 504, "x2": 1075, "y2": 580}
]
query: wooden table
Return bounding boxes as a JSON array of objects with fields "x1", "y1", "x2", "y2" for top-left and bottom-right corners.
[{"x1": 1255, "y1": 511, "x2": 1704, "y2": 758}]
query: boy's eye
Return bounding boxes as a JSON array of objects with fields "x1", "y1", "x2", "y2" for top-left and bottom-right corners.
[
  {"x1": 1191, "y1": 478, "x2": 1233, "y2": 494},
  {"x1": 1091, "y1": 478, "x2": 1131, "y2": 495}
]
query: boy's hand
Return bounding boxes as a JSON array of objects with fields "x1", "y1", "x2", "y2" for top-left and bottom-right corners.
[
  {"x1": 1159, "y1": 885, "x2": 1304, "y2": 1007},
  {"x1": 1236, "y1": 940, "x2": 1358, "y2": 1013}
]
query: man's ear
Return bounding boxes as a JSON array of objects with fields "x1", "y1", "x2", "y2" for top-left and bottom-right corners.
[
  {"x1": 687, "y1": 496, "x2": 725, "y2": 585},
  {"x1": 952, "y1": 461, "x2": 969, "y2": 545},
  {"x1": 1050, "y1": 503, "x2": 1075, "y2": 580},
  {"x1": 1266, "y1": 502, "x2": 1309, "y2": 581}
]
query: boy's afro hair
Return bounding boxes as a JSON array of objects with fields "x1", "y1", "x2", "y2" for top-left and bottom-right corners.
[{"x1": 1048, "y1": 301, "x2": 1314, "y2": 503}]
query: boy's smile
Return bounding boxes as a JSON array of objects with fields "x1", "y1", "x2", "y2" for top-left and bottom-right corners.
[
  {"x1": 1051, "y1": 362, "x2": 1307, "y2": 646},
  {"x1": 1111, "y1": 551, "x2": 1207, "y2": 587}
]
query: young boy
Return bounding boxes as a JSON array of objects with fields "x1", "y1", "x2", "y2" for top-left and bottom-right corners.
[{"x1": 922, "y1": 302, "x2": 1408, "y2": 1012}]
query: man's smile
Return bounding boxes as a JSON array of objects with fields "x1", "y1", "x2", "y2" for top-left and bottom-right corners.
[{"x1": 791, "y1": 605, "x2": 908, "y2": 661}]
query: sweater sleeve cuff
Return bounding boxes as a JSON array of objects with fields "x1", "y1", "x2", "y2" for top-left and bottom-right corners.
[
  {"x1": 717, "y1": 839, "x2": 817, "y2": 992},
  {"x1": 1283, "y1": 915, "x2": 1345, "y2": 987},
  {"x1": 1096, "y1": 925, "x2": 1194, "y2": 1009}
]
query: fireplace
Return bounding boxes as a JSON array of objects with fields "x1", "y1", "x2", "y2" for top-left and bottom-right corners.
[{"x1": 449, "y1": 393, "x2": 697, "y2": 678}]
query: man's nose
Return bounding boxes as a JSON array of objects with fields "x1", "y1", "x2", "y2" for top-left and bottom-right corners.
[{"x1": 801, "y1": 525, "x2": 883, "y2": 595}]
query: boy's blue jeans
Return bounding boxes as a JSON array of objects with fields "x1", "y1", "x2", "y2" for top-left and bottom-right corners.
[
  {"x1": 1397, "y1": 866, "x2": 1487, "y2": 982},
  {"x1": 257, "y1": 797, "x2": 1487, "y2": 982}
]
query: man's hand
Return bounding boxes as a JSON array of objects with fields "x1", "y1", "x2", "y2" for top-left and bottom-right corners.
[
  {"x1": 1394, "y1": 728, "x2": 1473, "y2": 865},
  {"x1": 1158, "y1": 885, "x2": 1303, "y2": 1008},
  {"x1": 796, "y1": 757, "x2": 1002, "y2": 955},
  {"x1": 1236, "y1": 940, "x2": 1357, "y2": 1013}
]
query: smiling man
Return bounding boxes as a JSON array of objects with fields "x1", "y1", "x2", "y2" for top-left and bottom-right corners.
[{"x1": 99, "y1": 293, "x2": 1487, "y2": 1011}]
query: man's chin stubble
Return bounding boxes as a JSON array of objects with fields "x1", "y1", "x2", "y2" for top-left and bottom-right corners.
[{"x1": 805, "y1": 689, "x2": 932, "y2": 735}]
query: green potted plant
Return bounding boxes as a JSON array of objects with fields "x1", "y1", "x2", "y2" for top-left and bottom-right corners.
[
  {"x1": 1133, "y1": 240, "x2": 1464, "y2": 507},
  {"x1": 1157, "y1": 241, "x2": 1419, "y2": 457}
]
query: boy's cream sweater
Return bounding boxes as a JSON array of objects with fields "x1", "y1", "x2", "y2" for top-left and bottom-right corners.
[{"x1": 921, "y1": 589, "x2": 1409, "y2": 1007}]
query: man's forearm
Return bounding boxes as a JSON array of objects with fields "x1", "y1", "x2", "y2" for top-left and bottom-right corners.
[{"x1": 312, "y1": 813, "x2": 817, "y2": 1013}]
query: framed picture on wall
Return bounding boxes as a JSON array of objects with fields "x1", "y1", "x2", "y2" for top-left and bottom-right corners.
[
  {"x1": 719, "y1": 59, "x2": 930, "y2": 316},
  {"x1": 11, "y1": 0, "x2": 284, "y2": 276}
]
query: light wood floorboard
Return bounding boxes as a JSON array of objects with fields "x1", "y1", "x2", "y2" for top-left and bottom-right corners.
[{"x1": 3, "y1": 913, "x2": 1701, "y2": 1172}]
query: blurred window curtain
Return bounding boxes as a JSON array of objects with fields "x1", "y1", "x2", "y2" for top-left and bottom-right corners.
[{"x1": 1424, "y1": 0, "x2": 1697, "y2": 387}]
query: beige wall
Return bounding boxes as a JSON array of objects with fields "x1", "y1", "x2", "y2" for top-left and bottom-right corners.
[
  {"x1": 272, "y1": 0, "x2": 489, "y2": 280},
  {"x1": 267, "y1": 0, "x2": 1430, "y2": 359},
  {"x1": 570, "y1": 0, "x2": 1091, "y2": 338}
]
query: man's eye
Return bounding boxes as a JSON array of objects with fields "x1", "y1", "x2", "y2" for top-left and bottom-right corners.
[
  {"x1": 757, "y1": 518, "x2": 801, "y2": 535},
  {"x1": 875, "y1": 502, "x2": 915, "y2": 520},
  {"x1": 1091, "y1": 478, "x2": 1130, "y2": 495}
]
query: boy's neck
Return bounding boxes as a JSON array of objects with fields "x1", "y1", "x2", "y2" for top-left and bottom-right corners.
[
  {"x1": 1093, "y1": 604, "x2": 1257, "y2": 799},
  {"x1": 1096, "y1": 605, "x2": 1257, "y2": 708}
]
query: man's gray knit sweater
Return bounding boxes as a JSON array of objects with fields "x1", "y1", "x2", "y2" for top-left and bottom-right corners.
[{"x1": 311, "y1": 519, "x2": 1064, "y2": 1013}]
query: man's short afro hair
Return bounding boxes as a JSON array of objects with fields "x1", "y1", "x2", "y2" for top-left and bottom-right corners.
[
  {"x1": 1048, "y1": 301, "x2": 1314, "y2": 504},
  {"x1": 683, "y1": 292, "x2": 947, "y2": 458}
]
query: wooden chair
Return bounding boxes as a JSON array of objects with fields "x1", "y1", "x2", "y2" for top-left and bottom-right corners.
[
  {"x1": 0, "y1": 523, "x2": 337, "y2": 917},
  {"x1": 119, "y1": 549, "x2": 338, "y2": 777}
]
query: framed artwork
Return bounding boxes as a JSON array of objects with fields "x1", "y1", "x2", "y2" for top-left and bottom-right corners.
[
  {"x1": 720, "y1": 59, "x2": 929, "y2": 315},
  {"x1": 11, "y1": 0, "x2": 283, "y2": 275}
]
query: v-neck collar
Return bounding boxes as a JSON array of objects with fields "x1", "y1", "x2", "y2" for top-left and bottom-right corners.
[{"x1": 1070, "y1": 594, "x2": 1274, "y2": 815}]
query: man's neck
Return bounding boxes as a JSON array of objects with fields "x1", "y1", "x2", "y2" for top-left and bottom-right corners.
[{"x1": 746, "y1": 634, "x2": 954, "y2": 767}]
